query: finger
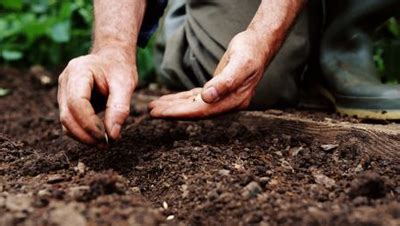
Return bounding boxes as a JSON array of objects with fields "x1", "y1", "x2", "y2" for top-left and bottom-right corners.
[
  {"x1": 150, "y1": 99, "x2": 206, "y2": 118},
  {"x1": 150, "y1": 94, "x2": 239, "y2": 119},
  {"x1": 58, "y1": 71, "x2": 94, "y2": 144},
  {"x1": 157, "y1": 88, "x2": 202, "y2": 101},
  {"x1": 202, "y1": 55, "x2": 251, "y2": 103},
  {"x1": 66, "y1": 70, "x2": 106, "y2": 141},
  {"x1": 60, "y1": 109, "x2": 97, "y2": 144},
  {"x1": 149, "y1": 99, "x2": 189, "y2": 116},
  {"x1": 148, "y1": 89, "x2": 202, "y2": 110},
  {"x1": 104, "y1": 74, "x2": 135, "y2": 140}
]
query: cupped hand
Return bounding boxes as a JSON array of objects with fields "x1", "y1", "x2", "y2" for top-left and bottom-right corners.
[
  {"x1": 149, "y1": 31, "x2": 270, "y2": 118},
  {"x1": 58, "y1": 48, "x2": 137, "y2": 145}
]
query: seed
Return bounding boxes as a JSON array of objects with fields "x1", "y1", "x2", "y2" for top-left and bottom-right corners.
[
  {"x1": 162, "y1": 201, "x2": 168, "y2": 210},
  {"x1": 166, "y1": 215, "x2": 174, "y2": 221}
]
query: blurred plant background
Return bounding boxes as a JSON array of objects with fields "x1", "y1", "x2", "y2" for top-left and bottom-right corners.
[
  {"x1": 374, "y1": 17, "x2": 400, "y2": 84},
  {"x1": 0, "y1": 0, "x2": 155, "y2": 83},
  {"x1": 0, "y1": 0, "x2": 398, "y2": 84}
]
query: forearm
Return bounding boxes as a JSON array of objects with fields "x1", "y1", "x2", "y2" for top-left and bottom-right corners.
[
  {"x1": 91, "y1": 0, "x2": 147, "y2": 58},
  {"x1": 248, "y1": 0, "x2": 307, "y2": 58}
]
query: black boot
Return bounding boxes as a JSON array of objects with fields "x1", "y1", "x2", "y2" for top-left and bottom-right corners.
[{"x1": 320, "y1": 0, "x2": 400, "y2": 119}]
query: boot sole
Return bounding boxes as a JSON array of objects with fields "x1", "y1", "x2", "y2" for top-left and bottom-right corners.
[{"x1": 317, "y1": 85, "x2": 400, "y2": 120}]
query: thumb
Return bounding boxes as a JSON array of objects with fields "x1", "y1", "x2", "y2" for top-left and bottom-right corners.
[
  {"x1": 104, "y1": 76, "x2": 135, "y2": 140},
  {"x1": 201, "y1": 54, "x2": 248, "y2": 103}
]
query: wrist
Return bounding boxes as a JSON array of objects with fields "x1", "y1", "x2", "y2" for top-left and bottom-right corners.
[
  {"x1": 91, "y1": 44, "x2": 136, "y2": 65},
  {"x1": 243, "y1": 28, "x2": 273, "y2": 61}
]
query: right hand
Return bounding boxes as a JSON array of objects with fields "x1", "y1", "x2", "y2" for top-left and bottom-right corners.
[{"x1": 57, "y1": 48, "x2": 137, "y2": 146}]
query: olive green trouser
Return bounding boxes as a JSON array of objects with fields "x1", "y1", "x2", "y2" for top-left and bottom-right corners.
[{"x1": 155, "y1": 0, "x2": 322, "y2": 109}]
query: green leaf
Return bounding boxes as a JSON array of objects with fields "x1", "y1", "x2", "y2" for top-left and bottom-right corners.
[
  {"x1": 387, "y1": 18, "x2": 400, "y2": 38},
  {"x1": 0, "y1": 88, "x2": 11, "y2": 97},
  {"x1": 1, "y1": 50, "x2": 23, "y2": 61},
  {"x1": 0, "y1": 0, "x2": 23, "y2": 10},
  {"x1": 49, "y1": 21, "x2": 70, "y2": 43},
  {"x1": 30, "y1": 0, "x2": 50, "y2": 13}
]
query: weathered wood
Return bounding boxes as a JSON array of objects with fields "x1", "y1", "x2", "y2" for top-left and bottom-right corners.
[{"x1": 237, "y1": 111, "x2": 400, "y2": 161}]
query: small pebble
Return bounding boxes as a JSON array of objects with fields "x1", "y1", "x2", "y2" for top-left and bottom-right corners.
[
  {"x1": 259, "y1": 177, "x2": 270, "y2": 187},
  {"x1": 47, "y1": 174, "x2": 65, "y2": 184},
  {"x1": 241, "y1": 181, "x2": 262, "y2": 199},
  {"x1": 74, "y1": 162, "x2": 86, "y2": 175},
  {"x1": 218, "y1": 169, "x2": 230, "y2": 176},
  {"x1": 313, "y1": 173, "x2": 336, "y2": 189},
  {"x1": 131, "y1": 187, "x2": 141, "y2": 193},
  {"x1": 38, "y1": 189, "x2": 51, "y2": 197},
  {"x1": 290, "y1": 147, "x2": 303, "y2": 156}
]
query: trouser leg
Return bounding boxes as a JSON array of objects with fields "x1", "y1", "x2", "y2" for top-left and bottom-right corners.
[{"x1": 154, "y1": 0, "x2": 187, "y2": 89}]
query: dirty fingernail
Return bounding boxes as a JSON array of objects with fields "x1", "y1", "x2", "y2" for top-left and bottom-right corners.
[
  {"x1": 203, "y1": 87, "x2": 219, "y2": 102},
  {"x1": 111, "y1": 124, "x2": 122, "y2": 140}
]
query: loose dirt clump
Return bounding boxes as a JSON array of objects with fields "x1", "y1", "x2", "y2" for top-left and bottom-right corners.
[{"x1": 0, "y1": 67, "x2": 399, "y2": 225}]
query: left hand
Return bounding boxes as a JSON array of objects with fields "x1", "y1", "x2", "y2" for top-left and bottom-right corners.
[{"x1": 149, "y1": 30, "x2": 271, "y2": 118}]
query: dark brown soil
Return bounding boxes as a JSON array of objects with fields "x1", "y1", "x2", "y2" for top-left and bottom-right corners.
[{"x1": 0, "y1": 67, "x2": 399, "y2": 226}]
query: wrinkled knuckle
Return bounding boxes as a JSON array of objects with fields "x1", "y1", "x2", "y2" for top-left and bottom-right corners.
[
  {"x1": 243, "y1": 57, "x2": 255, "y2": 67},
  {"x1": 81, "y1": 121, "x2": 92, "y2": 131},
  {"x1": 109, "y1": 104, "x2": 130, "y2": 119},
  {"x1": 224, "y1": 76, "x2": 235, "y2": 90}
]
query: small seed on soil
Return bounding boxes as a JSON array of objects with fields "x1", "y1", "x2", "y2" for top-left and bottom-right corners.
[
  {"x1": 320, "y1": 144, "x2": 339, "y2": 151},
  {"x1": 166, "y1": 215, "x2": 175, "y2": 221},
  {"x1": 162, "y1": 201, "x2": 168, "y2": 210}
]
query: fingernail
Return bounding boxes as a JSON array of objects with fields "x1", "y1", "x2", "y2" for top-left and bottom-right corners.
[
  {"x1": 111, "y1": 124, "x2": 122, "y2": 140},
  {"x1": 204, "y1": 87, "x2": 219, "y2": 102}
]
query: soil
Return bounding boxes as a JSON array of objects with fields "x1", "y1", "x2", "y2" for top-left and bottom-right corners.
[{"x1": 0, "y1": 66, "x2": 399, "y2": 226}]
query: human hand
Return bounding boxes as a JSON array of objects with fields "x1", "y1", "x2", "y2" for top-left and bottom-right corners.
[
  {"x1": 149, "y1": 31, "x2": 270, "y2": 118},
  {"x1": 58, "y1": 48, "x2": 137, "y2": 145}
]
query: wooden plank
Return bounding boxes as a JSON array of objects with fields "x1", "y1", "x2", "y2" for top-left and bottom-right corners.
[{"x1": 237, "y1": 111, "x2": 400, "y2": 161}]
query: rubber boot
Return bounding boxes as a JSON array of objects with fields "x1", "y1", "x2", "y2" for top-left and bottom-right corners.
[{"x1": 320, "y1": 0, "x2": 400, "y2": 119}]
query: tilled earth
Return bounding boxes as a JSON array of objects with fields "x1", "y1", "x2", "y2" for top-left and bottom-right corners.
[{"x1": 0, "y1": 67, "x2": 399, "y2": 226}]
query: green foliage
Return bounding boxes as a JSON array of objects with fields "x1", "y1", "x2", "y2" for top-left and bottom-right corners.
[
  {"x1": 0, "y1": 0, "x2": 93, "y2": 66},
  {"x1": 0, "y1": 0, "x2": 156, "y2": 81},
  {"x1": 374, "y1": 17, "x2": 400, "y2": 84}
]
